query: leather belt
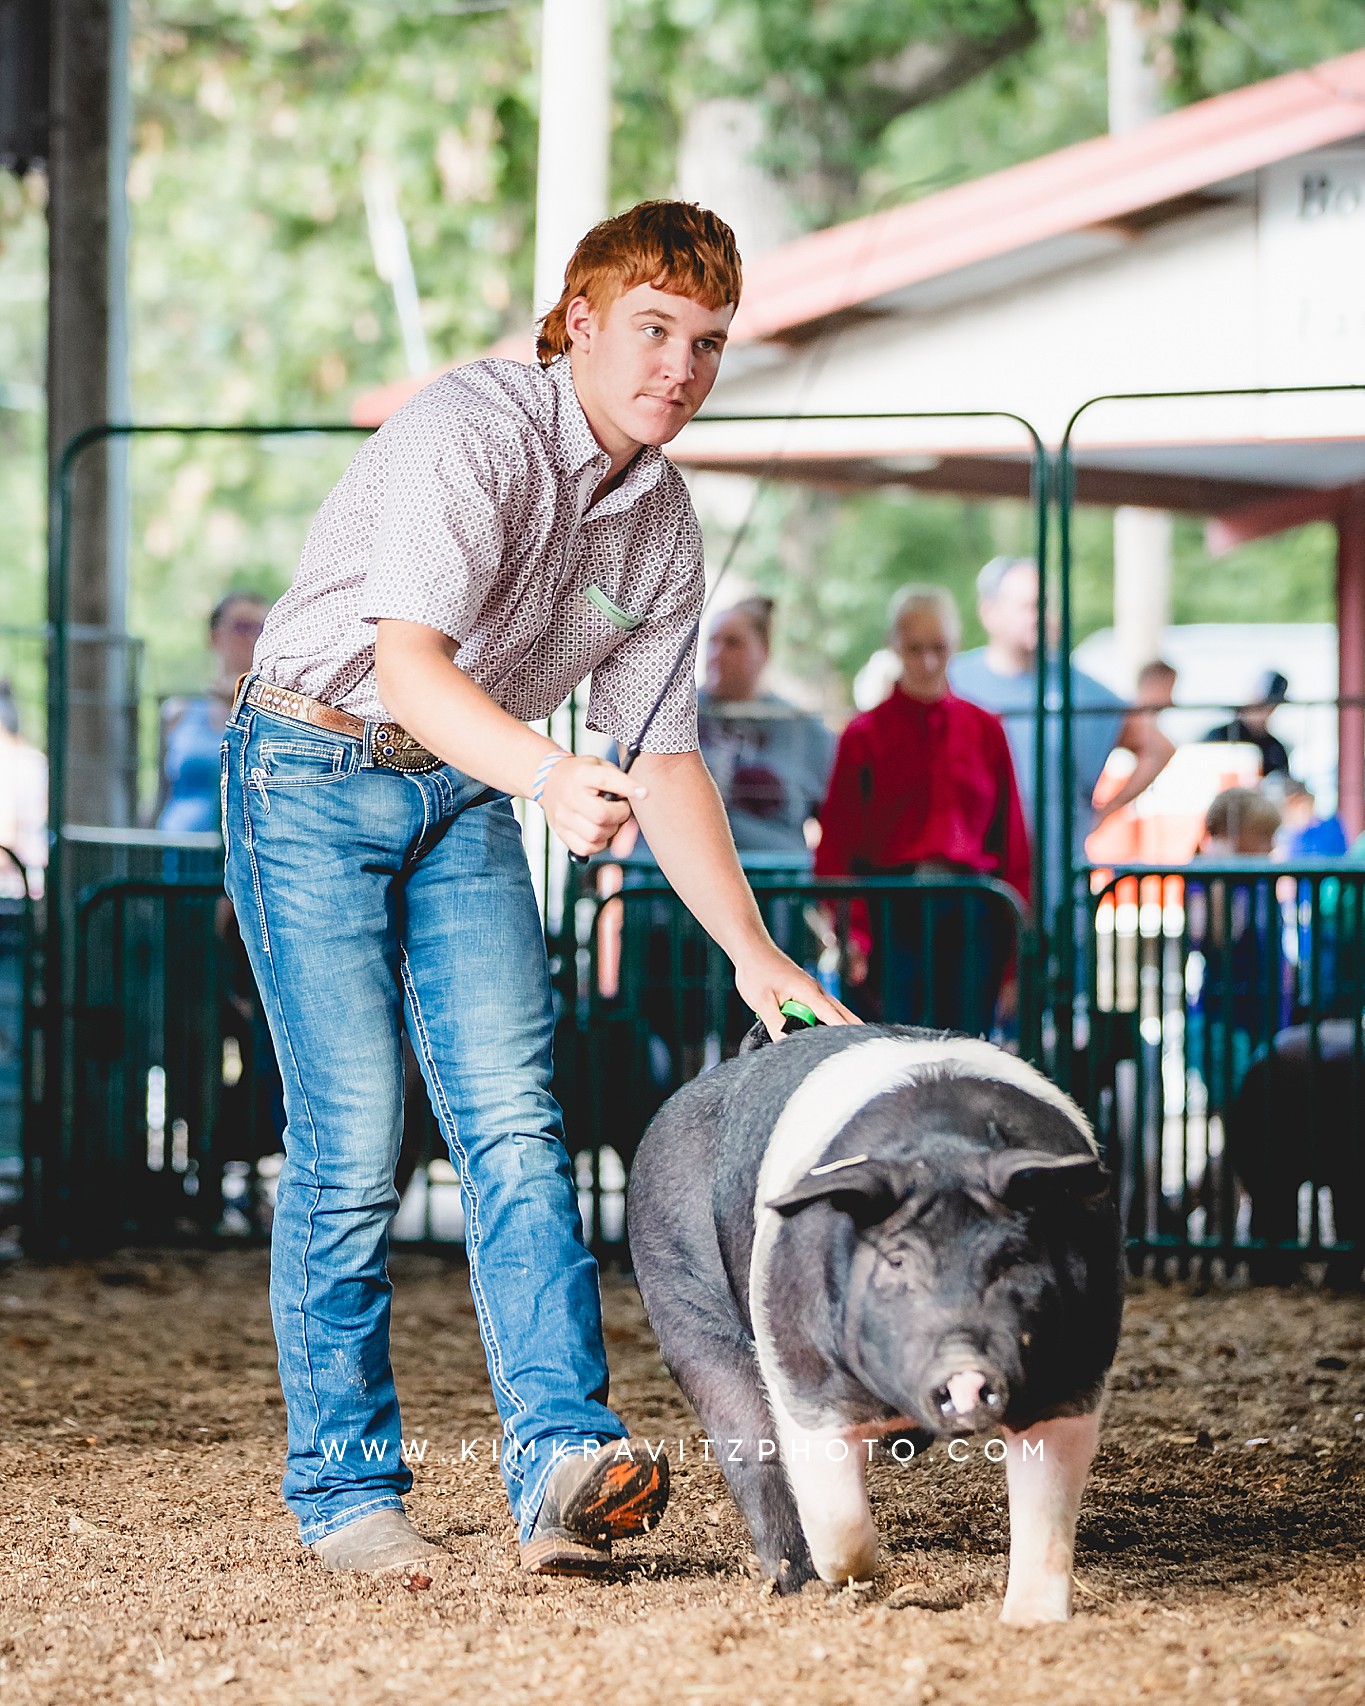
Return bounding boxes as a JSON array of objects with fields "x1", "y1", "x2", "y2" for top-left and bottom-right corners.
[{"x1": 241, "y1": 678, "x2": 443, "y2": 774}]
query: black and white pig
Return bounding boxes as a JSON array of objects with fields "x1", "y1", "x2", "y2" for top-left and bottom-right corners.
[{"x1": 627, "y1": 1023, "x2": 1123, "y2": 1623}]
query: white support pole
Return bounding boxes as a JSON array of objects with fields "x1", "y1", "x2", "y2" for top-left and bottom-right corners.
[
  {"x1": 1112, "y1": 506, "x2": 1173, "y2": 691},
  {"x1": 1107, "y1": 0, "x2": 1172, "y2": 690},
  {"x1": 525, "y1": 0, "x2": 611, "y2": 921},
  {"x1": 532, "y1": 0, "x2": 611, "y2": 320},
  {"x1": 361, "y1": 155, "x2": 430, "y2": 376},
  {"x1": 1106, "y1": 0, "x2": 1164, "y2": 136}
]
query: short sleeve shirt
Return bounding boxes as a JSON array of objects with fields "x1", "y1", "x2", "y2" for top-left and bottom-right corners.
[
  {"x1": 696, "y1": 690, "x2": 835, "y2": 856},
  {"x1": 948, "y1": 649, "x2": 1126, "y2": 907},
  {"x1": 253, "y1": 356, "x2": 704, "y2": 752}
]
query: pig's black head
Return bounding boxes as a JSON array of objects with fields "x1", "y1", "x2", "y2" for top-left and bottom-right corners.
[{"x1": 766, "y1": 1139, "x2": 1116, "y2": 1435}]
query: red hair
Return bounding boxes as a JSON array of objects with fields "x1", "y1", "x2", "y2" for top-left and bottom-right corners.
[{"x1": 536, "y1": 200, "x2": 742, "y2": 366}]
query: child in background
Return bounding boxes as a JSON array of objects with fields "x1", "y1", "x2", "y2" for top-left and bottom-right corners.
[{"x1": 1187, "y1": 788, "x2": 1287, "y2": 1109}]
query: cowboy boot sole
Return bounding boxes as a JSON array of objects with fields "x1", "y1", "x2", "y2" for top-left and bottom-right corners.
[
  {"x1": 560, "y1": 1449, "x2": 670, "y2": 1543},
  {"x1": 519, "y1": 1530, "x2": 614, "y2": 1575}
]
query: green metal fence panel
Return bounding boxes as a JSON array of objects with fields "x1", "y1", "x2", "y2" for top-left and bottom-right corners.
[
  {"x1": 35, "y1": 411, "x2": 1050, "y2": 1257},
  {"x1": 1052, "y1": 383, "x2": 1365, "y2": 1283},
  {"x1": 54, "y1": 869, "x2": 1033, "y2": 1263},
  {"x1": 0, "y1": 847, "x2": 35, "y2": 1256},
  {"x1": 33, "y1": 422, "x2": 370, "y2": 1256},
  {"x1": 1082, "y1": 860, "x2": 1363, "y2": 1282},
  {"x1": 1054, "y1": 381, "x2": 1365, "y2": 1097},
  {"x1": 47, "y1": 850, "x2": 1364, "y2": 1282},
  {"x1": 69, "y1": 881, "x2": 227, "y2": 1248},
  {"x1": 567, "y1": 870, "x2": 1034, "y2": 1254},
  {"x1": 58, "y1": 874, "x2": 491, "y2": 1255}
]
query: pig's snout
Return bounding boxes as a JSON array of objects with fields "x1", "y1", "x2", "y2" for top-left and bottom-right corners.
[{"x1": 928, "y1": 1365, "x2": 1007, "y2": 1432}]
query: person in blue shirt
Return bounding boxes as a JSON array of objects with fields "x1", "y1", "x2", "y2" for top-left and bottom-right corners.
[
  {"x1": 1279, "y1": 777, "x2": 1348, "y2": 859},
  {"x1": 948, "y1": 556, "x2": 1174, "y2": 926},
  {"x1": 157, "y1": 591, "x2": 269, "y2": 833},
  {"x1": 1277, "y1": 777, "x2": 1354, "y2": 1019}
]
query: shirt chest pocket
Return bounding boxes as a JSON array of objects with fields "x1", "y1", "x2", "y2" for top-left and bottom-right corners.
[
  {"x1": 585, "y1": 583, "x2": 646, "y2": 632},
  {"x1": 579, "y1": 585, "x2": 650, "y2": 668}
]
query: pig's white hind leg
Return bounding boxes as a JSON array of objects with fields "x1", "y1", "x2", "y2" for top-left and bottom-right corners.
[
  {"x1": 773, "y1": 1400, "x2": 878, "y2": 1585},
  {"x1": 1000, "y1": 1410, "x2": 1100, "y2": 1625}
]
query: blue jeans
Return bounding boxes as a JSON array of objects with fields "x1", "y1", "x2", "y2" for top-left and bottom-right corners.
[{"x1": 221, "y1": 697, "x2": 627, "y2": 1544}]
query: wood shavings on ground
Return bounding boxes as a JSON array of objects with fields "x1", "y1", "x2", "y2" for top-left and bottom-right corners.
[{"x1": 0, "y1": 1250, "x2": 1361, "y2": 1706}]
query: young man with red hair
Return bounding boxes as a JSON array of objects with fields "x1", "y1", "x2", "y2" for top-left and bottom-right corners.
[{"x1": 223, "y1": 201, "x2": 853, "y2": 1580}]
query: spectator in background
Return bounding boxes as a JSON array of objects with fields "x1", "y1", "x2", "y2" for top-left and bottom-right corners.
[
  {"x1": 1205, "y1": 669, "x2": 1291, "y2": 778},
  {"x1": 1089, "y1": 658, "x2": 1184, "y2": 862},
  {"x1": 1277, "y1": 777, "x2": 1347, "y2": 859},
  {"x1": 816, "y1": 584, "x2": 1029, "y2": 1034},
  {"x1": 623, "y1": 597, "x2": 833, "y2": 866},
  {"x1": 949, "y1": 556, "x2": 1174, "y2": 922},
  {"x1": 1270, "y1": 777, "x2": 1353, "y2": 1021},
  {"x1": 157, "y1": 591, "x2": 270, "y2": 833},
  {"x1": 619, "y1": 596, "x2": 835, "y2": 1072},
  {"x1": 1201, "y1": 785, "x2": 1281, "y2": 859},
  {"x1": 0, "y1": 682, "x2": 47, "y2": 899},
  {"x1": 1136, "y1": 658, "x2": 1178, "y2": 713},
  {"x1": 1187, "y1": 786, "x2": 1288, "y2": 1106},
  {"x1": 695, "y1": 597, "x2": 834, "y2": 862}
]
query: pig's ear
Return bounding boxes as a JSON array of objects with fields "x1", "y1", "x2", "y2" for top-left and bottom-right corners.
[
  {"x1": 765, "y1": 1159, "x2": 910, "y2": 1225},
  {"x1": 987, "y1": 1149, "x2": 1108, "y2": 1205}
]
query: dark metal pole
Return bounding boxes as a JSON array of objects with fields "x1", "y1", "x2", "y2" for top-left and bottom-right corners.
[{"x1": 46, "y1": 0, "x2": 132, "y2": 830}]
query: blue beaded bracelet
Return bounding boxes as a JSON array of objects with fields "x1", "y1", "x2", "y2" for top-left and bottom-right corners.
[{"x1": 530, "y1": 749, "x2": 570, "y2": 805}]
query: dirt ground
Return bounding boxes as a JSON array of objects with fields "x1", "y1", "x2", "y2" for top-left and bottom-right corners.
[{"x1": 1, "y1": 1250, "x2": 1362, "y2": 1706}]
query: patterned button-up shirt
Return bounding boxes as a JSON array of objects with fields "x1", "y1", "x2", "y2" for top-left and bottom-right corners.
[{"x1": 253, "y1": 355, "x2": 704, "y2": 751}]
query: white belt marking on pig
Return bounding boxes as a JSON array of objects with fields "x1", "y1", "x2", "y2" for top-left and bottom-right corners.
[{"x1": 749, "y1": 1035, "x2": 1095, "y2": 1437}]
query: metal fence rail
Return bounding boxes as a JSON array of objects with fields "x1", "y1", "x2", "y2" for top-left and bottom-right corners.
[
  {"x1": 0, "y1": 846, "x2": 36, "y2": 1255},
  {"x1": 1081, "y1": 860, "x2": 1364, "y2": 1281},
  {"x1": 565, "y1": 871, "x2": 1033, "y2": 1250},
  {"x1": 19, "y1": 858, "x2": 1365, "y2": 1280},
  {"x1": 47, "y1": 870, "x2": 1033, "y2": 1260}
]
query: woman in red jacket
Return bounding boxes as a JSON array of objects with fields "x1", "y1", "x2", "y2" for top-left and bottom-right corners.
[{"x1": 815, "y1": 584, "x2": 1030, "y2": 1035}]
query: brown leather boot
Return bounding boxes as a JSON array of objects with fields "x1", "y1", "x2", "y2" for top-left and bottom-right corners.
[
  {"x1": 519, "y1": 1438, "x2": 669, "y2": 1576},
  {"x1": 309, "y1": 1508, "x2": 442, "y2": 1573}
]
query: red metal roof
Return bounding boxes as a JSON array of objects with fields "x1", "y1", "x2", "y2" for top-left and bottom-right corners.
[
  {"x1": 352, "y1": 330, "x2": 533, "y2": 428},
  {"x1": 351, "y1": 47, "x2": 1365, "y2": 427},
  {"x1": 729, "y1": 46, "x2": 1365, "y2": 343}
]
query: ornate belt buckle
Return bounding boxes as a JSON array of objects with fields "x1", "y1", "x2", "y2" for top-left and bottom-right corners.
[{"x1": 370, "y1": 723, "x2": 442, "y2": 774}]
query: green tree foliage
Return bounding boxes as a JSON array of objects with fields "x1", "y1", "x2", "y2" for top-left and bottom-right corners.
[
  {"x1": 0, "y1": 0, "x2": 1359, "y2": 763},
  {"x1": 0, "y1": 171, "x2": 48, "y2": 738},
  {"x1": 120, "y1": 0, "x2": 545, "y2": 706},
  {"x1": 617, "y1": 0, "x2": 1038, "y2": 219}
]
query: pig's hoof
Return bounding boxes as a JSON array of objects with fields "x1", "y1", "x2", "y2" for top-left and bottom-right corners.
[
  {"x1": 1000, "y1": 1590, "x2": 1072, "y2": 1627},
  {"x1": 812, "y1": 1549, "x2": 877, "y2": 1588}
]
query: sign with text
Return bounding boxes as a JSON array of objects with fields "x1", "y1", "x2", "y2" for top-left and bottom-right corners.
[{"x1": 1259, "y1": 149, "x2": 1365, "y2": 390}]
